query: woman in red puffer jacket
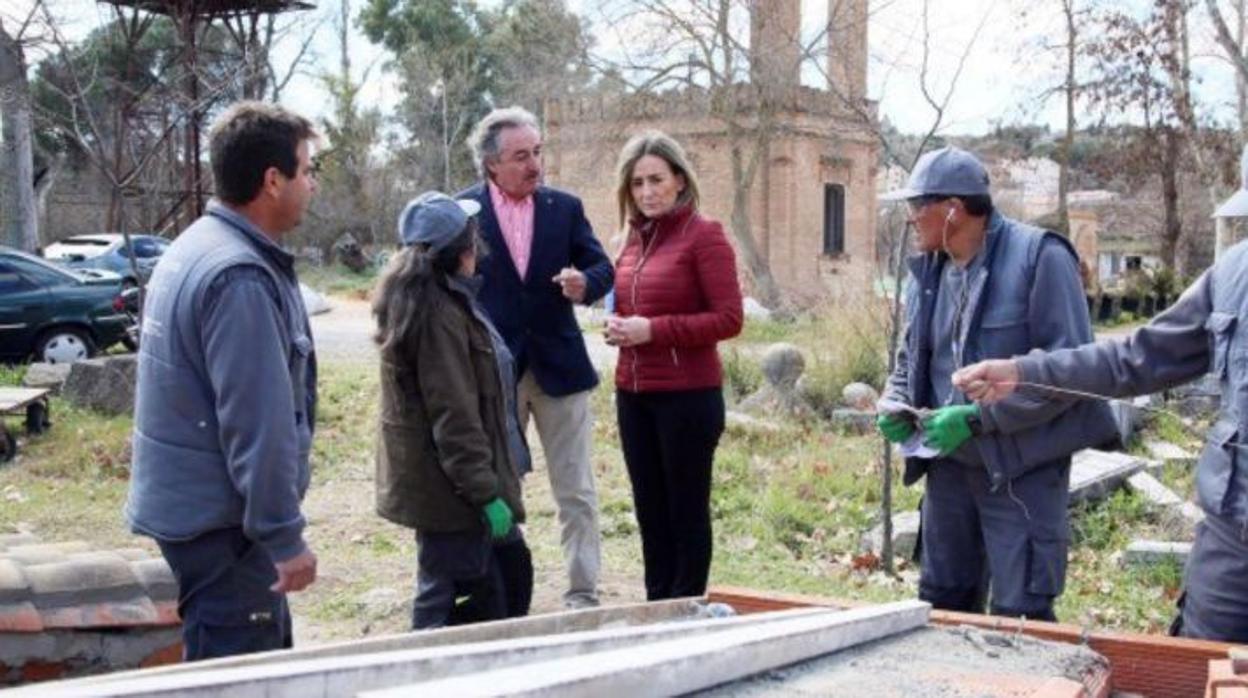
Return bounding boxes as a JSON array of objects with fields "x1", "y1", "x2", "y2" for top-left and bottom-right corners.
[{"x1": 604, "y1": 130, "x2": 744, "y2": 600}]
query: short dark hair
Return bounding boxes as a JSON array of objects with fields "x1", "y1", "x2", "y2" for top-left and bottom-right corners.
[{"x1": 208, "y1": 101, "x2": 316, "y2": 205}]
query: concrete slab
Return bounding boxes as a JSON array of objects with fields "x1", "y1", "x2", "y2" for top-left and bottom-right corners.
[
  {"x1": 56, "y1": 598, "x2": 712, "y2": 688},
  {"x1": 1121, "y1": 541, "x2": 1191, "y2": 568},
  {"x1": 1126, "y1": 472, "x2": 1184, "y2": 508},
  {"x1": 27, "y1": 605, "x2": 836, "y2": 697},
  {"x1": 1145, "y1": 441, "x2": 1196, "y2": 468},
  {"x1": 1069, "y1": 449, "x2": 1145, "y2": 504},
  {"x1": 359, "y1": 601, "x2": 930, "y2": 698}
]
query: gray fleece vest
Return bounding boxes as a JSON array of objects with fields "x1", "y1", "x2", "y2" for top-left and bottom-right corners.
[{"x1": 126, "y1": 206, "x2": 314, "y2": 542}]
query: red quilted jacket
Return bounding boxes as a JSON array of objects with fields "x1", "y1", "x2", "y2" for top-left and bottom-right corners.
[{"x1": 613, "y1": 205, "x2": 744, "y2": 393}]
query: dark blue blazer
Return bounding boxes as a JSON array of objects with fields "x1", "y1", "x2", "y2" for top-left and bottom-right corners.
[{"x1": 457, "y1": 182, "x2": 614, "y2": 397}]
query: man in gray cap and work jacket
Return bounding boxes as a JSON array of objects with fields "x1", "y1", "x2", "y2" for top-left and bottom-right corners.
[
  {"x1": 877, "y1": 146, "x2": 1117, "y2": 622},
  {"x1": 955, "y1": 146, "x2": 1248, "y2": 642}
]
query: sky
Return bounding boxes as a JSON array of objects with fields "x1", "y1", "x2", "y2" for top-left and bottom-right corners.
[{"x1": 3, "y1": 0, "x2": 1243, "y2": 138}]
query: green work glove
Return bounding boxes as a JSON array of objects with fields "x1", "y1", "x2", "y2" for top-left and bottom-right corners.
[
  {"x1": 482, "y1": 497, "x2": 513, "y2": 540},
  {"x1": 876, "y1": 412, "x2": 915, "y2": 444},
  {"x1": 922, "y1": 404, "x2": 980, "y2": 456}
]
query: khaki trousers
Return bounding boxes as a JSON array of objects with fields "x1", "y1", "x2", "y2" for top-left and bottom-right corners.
[{"x1": 517, "y1": 370, "x2": 600, "y2": 605}]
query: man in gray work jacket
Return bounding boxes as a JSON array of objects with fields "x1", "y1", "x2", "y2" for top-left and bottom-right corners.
[
  {"x1": 956, "y1": 145, "x2": 1248, "y2": 642},
  {"x1": 127, "y1": 102, "x2": 319, "y2": 660},
  {"x1": 877, "y1": 146, "x2": 1117, "y2": 622}
]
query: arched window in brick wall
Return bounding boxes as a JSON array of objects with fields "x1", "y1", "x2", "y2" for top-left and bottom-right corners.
[{"x1": 823, "y1": 183, "x2": 845, "y2": 256}]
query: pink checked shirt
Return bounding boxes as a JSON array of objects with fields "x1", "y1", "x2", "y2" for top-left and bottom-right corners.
[{"x1": 488, "y1": 180, "x2": 535, "y2": 280}]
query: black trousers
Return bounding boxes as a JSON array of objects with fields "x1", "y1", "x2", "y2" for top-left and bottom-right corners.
[
  {"x1": 157, "y1": 527, "x2": 292, "y2": 661},
  {"x1": 412, "y1": 527, "x2": 532, "y2": 630},
  {"x1": 617, "y1": 387, "x2": 725, "y2": 600}
]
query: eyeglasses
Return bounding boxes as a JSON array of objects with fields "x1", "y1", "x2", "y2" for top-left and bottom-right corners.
[{"x1": 906, "y1": 195, "x2": 948, "y2": 214}]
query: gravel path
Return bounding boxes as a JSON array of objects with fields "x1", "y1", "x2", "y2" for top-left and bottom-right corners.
[{"x1": 309, "y1": 297, "x2": 617, "y2": 371}]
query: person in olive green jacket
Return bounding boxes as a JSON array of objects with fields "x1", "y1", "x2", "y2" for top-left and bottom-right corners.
[{"x1": 373, "y1": 191, "x2": 531, "y2": 629}]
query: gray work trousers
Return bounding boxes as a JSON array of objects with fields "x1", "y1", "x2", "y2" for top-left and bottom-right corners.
[
  {"x1": 918, "y1": 459, "x2": 1071, "y2": 620},
  {"x1": 1175, "y1": 511, "x2": 1248, "y2": 642}
]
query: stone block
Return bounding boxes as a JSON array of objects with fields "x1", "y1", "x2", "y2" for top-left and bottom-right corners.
[
  {"x1": 1069, "y1": 449, "x2": 1144, "y2": 504},
  {"x1": 1126, "y1": 472, "x2": 1183, "y2": 509},
  {"x1": 1145, "y1": 441, "x2": 1196, "y2": 468},
  {"x1": 1121, "y1": 541, "x2": 1191, "y2": 568},
  {"x1": 20, "y1": 364, "x2": 71, "y2": 394},
  {"x1": 841, "y1": 383, "x2": 879, "y2": 411},
  {"x1": 861, "y1": 511, "x2": 920, "y2": 559},
  {"x1": 61, "y1": 355, "x2": 137, "y2": 416},
  {"x1": 760, "y1": 343, "x2": 804, "y2": 390}
]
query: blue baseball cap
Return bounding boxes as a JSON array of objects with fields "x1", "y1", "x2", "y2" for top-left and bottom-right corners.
[
  {"x1": 397, "y1": 192, "x2": 482, "y2": 249},
  {"x1": 882, "y1": 146, "x2": 991, "y2": 201},
  {"x1": 1214, "y1": 145, "x2": 1248, "y2": 218}
]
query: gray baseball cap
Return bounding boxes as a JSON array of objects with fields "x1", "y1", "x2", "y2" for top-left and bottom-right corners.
[
  {"x1": 1214, "y1": 145, "x2": 1248, "y2": 218},
  {"x1": 397, "y1": 192, "x2": 482, "y2": 249},
  {"x1": 882, "y1": 146, "x2": 991, "y2": 201}
]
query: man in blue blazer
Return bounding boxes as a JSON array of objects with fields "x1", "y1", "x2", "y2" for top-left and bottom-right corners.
[{"x1": 459, "y1": 106, "x2": 613, "y2": 608}]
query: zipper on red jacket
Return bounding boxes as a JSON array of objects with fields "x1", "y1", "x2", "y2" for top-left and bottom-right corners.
[
  {"x1": 670, "y1": 348, "x2": 679, "y2": 366},
  {"x1": 628, "y1": 211, "x2": 694, "y2": 391},
  {"x1": 630, "y1": 223, "x2": 659, "y2": 392}
]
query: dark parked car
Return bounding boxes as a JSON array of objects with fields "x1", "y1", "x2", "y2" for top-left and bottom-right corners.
[
  {"x1": 43, "y1": 234, "x2": 169, "y2": 288},
  {"x1": 0, "y1": 247, "x2": 134, "y2": 364}
]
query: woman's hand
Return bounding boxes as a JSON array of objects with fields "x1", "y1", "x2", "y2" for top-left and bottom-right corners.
[{"x1": 604, "y1": 314, "x2": 653, "y2": 347}]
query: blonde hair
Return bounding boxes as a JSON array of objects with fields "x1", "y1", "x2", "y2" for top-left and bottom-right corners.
[{"x1": 614, "y1": 130, "x2": 701, "y2": 228}]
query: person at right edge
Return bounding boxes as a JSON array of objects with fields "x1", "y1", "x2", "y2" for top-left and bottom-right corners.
[
  {"x1": 606, "y1": 131, "x2": 743, "y2": 600},
  {"x1": 373, "y1": 191, "x2": 531, "y2": 629},
  {"x1": 875, "y1": 146, "x2": 1118, "y2": 622},
  {"x1": 954, "y1": 145, "x2": 1248, "y2": 643}
]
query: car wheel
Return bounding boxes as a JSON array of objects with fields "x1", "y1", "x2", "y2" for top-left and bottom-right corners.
[
  {"x1": 34, "y1": 327, "x2": 96, "y2": 364},
  {"x1": 25, "y1": 402, "x2": 50, "y2": 435}
]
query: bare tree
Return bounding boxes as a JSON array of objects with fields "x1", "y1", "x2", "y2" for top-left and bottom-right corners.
[{"x1": 0, "y1": 8, "x2": 39, "y2": 251}]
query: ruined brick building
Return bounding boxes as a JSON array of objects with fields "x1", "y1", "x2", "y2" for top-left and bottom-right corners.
[{"x1": 544, "y1": 0, "x2": 878, "y2": 302}]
